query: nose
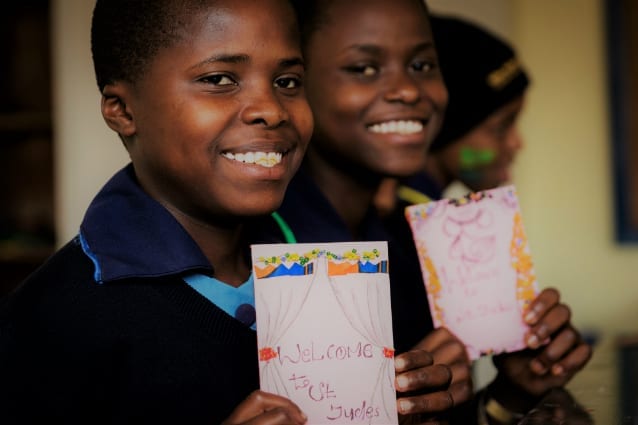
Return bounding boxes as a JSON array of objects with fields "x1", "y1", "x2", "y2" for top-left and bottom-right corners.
[
  {"x1": 240, "y1": 87, "x2": 289, "y2": 128},
  {"x1": 383, "y1": 71, "x2": 421, "y2": 104}
]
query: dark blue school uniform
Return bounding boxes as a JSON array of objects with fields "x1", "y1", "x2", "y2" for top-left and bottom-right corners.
[
  {"x1": 402, "y1": 171, "x2": 446, "y2": 202},
  {"x1": 0, "y1": 164, "x2": 259, "y2": 424},
  {"x1": 255, "y1": 169, "x2": 434, "y2": 355}
]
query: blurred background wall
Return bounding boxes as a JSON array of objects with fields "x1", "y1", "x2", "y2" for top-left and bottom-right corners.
[
  {"x1": 5, "y1": 0, "x2": 634, "y2": 423},
  {"x1": 428, "y1": 1, "x2": 637, "y2": 423}
]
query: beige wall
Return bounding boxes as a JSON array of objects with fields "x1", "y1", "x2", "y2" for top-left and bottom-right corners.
[
  {"x1": 429, "y1": 1, "x2": 637, "y2": 423},
  {"x1": 51, "y1": 0, "x2": 128, "y2": 242},
  {"x1": 52, "y1": 0, "x2": 635, "y2": 423}
]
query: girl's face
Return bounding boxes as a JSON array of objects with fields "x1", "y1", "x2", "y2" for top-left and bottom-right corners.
[
  {"x1": 441, "y1": 96, "x2": 525, "y2": 192},
  {"x1": 110, "y1": 0, "x2": 313, "y2": 222},
  {"x1": 304, "y1": 0, "x2": 448, "y2": 179}
]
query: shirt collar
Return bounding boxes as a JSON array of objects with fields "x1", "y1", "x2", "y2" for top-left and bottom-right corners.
[{"x1": 79, "y1": 164, "x2": 212, "y2": 283}]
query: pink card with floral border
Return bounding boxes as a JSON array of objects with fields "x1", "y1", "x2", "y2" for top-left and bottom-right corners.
[{"x1": 405, "y1": 185, "x2": 538, "y2": 360}]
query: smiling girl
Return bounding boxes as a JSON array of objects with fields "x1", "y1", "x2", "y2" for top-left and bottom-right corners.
[{"x1": 0, "y1": 0, "x2": 312, "y2": 423}]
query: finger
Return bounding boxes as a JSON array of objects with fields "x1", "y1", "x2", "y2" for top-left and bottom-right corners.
[
  {"x1": 397, "y1": 391, "x2": 454, "y2": 415},
  {"x1": 549, "y1": 342, "x2": 592, "y2": 377},
  {"x1": 524, "y1": 288, "x2": 560, "y2": 325},
  {"x1": 449, "y1": 378, "x2": 473, "y2": 406},
  {"x1": 395, "y1": 349, "x2": 434, "y2": 373},
  {"x1": 431, "y1": 338, "x2": 470, "y2": 368},
  {"x1": 395, "y1": 364, "x2": 451, "y2": 394},
  {"x1": 448, "y1": 360, "x2": 472, "y2": 387},
  {"x1": 415, "y1": 327, "x2": 455, "y2": 353},
  {"x1": 239, "y1": 408, "x2": 307, "y2": 425},
  {"x1": 222, "y1": 390, "x2": 307, "y2": 425},
  {"x1": 530, "y1": 325, "x2": 580, "y2": 374},
  {"x1": 526, "y1": 303, "x2": 571, "y2": 350}
]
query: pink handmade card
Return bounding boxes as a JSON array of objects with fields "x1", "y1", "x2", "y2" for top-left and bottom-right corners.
[
  {"x1": 251, "y1": 242, "x2": 397, "y2": 425},
  {"x1": 405, "y1": 185, "x2": 538, "y2": 360}
]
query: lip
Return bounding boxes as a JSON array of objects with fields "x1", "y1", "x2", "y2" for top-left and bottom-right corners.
[{"x1": 219, "y1": 137, "x2": 296, "y2": 155}]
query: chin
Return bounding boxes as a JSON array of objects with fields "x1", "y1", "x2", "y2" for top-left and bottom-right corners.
[
  {"x1": 381, "y1": 162, "x2": 425, "y2": 179},
  {"x1": 238, "y1": 195, "x2": 285, "y2": 217}
]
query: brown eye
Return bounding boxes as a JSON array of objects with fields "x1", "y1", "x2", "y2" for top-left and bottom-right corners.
[
  {"x1": 274, "y1": 77, "x2": 301, "y2": 89},
  {"x1": 411, "y1": 60, "x2": 434, "y2": 73},
  {"x1": 200, "y1": 74, "x2": 237, "y2": 86}
]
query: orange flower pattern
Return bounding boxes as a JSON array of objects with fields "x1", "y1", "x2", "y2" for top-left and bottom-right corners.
[
  {"x1": 259, "y1": 347, "x2": 278, "y2": 362},
  {"x1": 510, "y1": 212, "x2": 536, "y2": 309}
]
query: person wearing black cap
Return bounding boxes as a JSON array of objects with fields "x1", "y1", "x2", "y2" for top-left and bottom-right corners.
[
  {"x1": 396, "y1": 14, "x2": 531, "y2": 204},
  {"x1": 372, "y1": 13, "x2": 592, "y2": 424}
]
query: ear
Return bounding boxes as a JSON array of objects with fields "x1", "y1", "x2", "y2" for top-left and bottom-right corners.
[{"x1": 101, "y1": 82, "x2": 136, "y2": 138}]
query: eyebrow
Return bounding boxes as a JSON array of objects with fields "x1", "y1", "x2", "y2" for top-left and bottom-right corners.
[
  {"x1": 279, "y1": 57, "x2": 305, "y2": 69},
  {"x1": 190, "y1": 54, "x2": 304, "y2": 71},
  {"x1": 342, "y1": 41, "x2": 435, "y2": 56},
  {"x1": 190, "y1": 53, "x2": 250, "y2": 70}
]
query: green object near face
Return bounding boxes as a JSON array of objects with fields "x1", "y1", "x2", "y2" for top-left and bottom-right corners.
[{"x1": 459, "y1": 147, "x2": 496, "y2": 169}]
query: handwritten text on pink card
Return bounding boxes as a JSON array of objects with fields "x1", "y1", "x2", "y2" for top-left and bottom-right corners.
[{"x1": 405, "y1": 186, "x2": 538, "y2": 359}]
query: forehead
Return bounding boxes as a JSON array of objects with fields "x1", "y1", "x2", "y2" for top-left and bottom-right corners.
[
  {"x1": 171, "y1": 0, "x2": 299, "y2": 50},
  {"x1": 320, "y1": 0, "x2": 431, "y2": 44}
]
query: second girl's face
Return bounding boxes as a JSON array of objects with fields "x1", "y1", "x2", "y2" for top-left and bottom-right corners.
[{"x1": 304, "y1": 0, "x2": 448, "y2": 178}]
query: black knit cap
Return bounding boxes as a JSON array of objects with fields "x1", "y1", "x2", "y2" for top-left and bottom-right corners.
[{"x1": 429, "y1": 14, "x2": 530, "y2": 152}]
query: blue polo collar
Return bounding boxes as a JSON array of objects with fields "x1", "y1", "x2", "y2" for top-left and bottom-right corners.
[{"x1": 79, "y1": 164, "x2": 212, "y2": 284}]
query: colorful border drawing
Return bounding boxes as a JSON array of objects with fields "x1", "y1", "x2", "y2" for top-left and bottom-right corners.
[{"x1": 254, "y1": 248, "x2": 388, "y2": 278}]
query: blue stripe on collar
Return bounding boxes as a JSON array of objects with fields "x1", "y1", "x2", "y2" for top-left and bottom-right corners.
[{"x1": 184, "y1": 274, "x2": 256, "y2": 330}]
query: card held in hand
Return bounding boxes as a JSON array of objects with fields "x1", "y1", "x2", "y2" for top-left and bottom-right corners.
[
  {"x1": 405, "y1": 185, "x2": 538, "y2": 360},
  {"x1": 251, "y1": 241, "x2": 398, "y2": 425}
]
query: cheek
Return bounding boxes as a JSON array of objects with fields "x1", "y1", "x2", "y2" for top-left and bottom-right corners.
[
  {"x1": 332, "y1": 87, "x2": 375, "y2": 119},
  {"x1": 292, "y1": 101, "x2": 314, "y2": 147},
  {"x1": 427, "y1": 79, "x2": 449, "y2": 112}
]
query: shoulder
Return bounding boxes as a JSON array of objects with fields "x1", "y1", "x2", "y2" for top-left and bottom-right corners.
[{"x1": 0, "y1": 238, "x2": 97, "y2": 337}]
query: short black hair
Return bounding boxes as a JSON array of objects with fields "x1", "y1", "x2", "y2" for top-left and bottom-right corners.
[
  {"x1": 91, "y1": 0, "x2": 212, "y2": 92},
  {"x1": 289, "y1": 0, "x2": 429, "y2": 53}
]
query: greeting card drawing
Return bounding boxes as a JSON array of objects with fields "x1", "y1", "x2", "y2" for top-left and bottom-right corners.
[
  {"x1": 251, "y1": 242, "x2": 398, "y2": 425},
  {"x1": 405, "y1": 185, "x2": 538, "y2": 360}
]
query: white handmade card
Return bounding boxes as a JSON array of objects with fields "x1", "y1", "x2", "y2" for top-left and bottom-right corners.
[{"x1": 252, "y1": 242, "x2": 398, "y2": 425}]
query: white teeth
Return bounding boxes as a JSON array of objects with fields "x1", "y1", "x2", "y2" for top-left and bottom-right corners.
[
  {"x1": 368, "y1": 120, "x2": 423, "y2": 135},
  {"x1": 222, "y1": 151, "x2": 283, "y2": 168}
]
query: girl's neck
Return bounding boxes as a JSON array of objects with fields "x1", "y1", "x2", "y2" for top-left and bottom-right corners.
[
  {"x1": 163, "y1": 205, "x2": 250, "y2": 287},
  {"x1": 424, "y1": 152, "x2": 453, "y2": 192},
  {"x1": 304, "y1": 149, "x2": 380, "y2": 239}
]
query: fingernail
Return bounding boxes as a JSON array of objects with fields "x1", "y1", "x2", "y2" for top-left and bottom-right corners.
[
  {"x1": 527, "y1": 333, "x2": 540, "y2": 349},
  {"x1": 530, "y1": 359, "x2": 547, "y2": 375},
  {"x1": 394, "y1": 357, "x2": 406, "y2": 370},
  {"x1": 552, "y1": 364, "x2": 565, "y2": 376},
  {"x1": 396, "y1": 375, "x2": 409, "y2": 390},
  {"x1": 524, "y1": 310, "x2": 536, "y2": 324},
  {"x1": 399, "y1": 399, "x2": 414, "y2": 414}
]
